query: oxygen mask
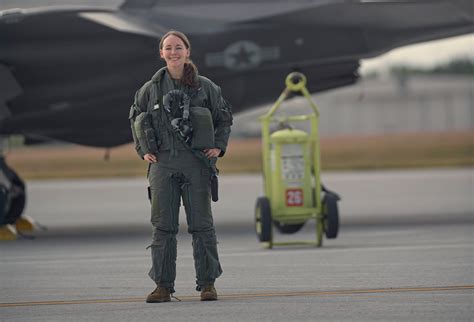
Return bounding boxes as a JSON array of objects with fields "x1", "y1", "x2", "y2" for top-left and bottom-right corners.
[
  {"x1": 171, "y1": 117, "x2": 193, "y2": 141},
  {"x1": 164, "y1": 90, "x2": 193, "y2": 141}
]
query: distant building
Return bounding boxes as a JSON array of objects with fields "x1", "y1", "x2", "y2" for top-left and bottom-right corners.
[{"x1": 232, "y1": 75, "x2": 473, "y2": 137}]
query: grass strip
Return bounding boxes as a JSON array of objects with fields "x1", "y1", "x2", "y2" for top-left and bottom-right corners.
[{"x1": 5, "y1": 131, "x2": 473, "y2": 180}]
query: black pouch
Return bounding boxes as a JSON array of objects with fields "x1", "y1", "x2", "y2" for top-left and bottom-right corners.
[
  {"x1": 147, "y1": 186, "x2": 152, "y2": 203},
  {"x1": 210, "y1": 174, "x2": 218, "y2": 202}
]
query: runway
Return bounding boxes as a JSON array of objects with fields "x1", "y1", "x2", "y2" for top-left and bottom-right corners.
[{"x1": 1, "y1": 168, "x2": 473, "y2": 321}]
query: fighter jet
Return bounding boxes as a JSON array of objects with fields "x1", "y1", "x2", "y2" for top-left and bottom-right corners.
[{"x1": 0, "y1": 0, "x2": 473, "y2": 236}]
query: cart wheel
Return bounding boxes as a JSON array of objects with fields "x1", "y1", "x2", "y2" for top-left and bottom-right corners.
[
  {"x1": 255, "y1": 197, "x2": 272, "y2": 242},
  {"x1": 273, "y1": 221, "x2": 305, "y2": 234},
  {"x1": 323, "y1": 194, "x2": 339, "y2": 239}
]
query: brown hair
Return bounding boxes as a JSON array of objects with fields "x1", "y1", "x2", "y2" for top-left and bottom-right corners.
[{"x1": 159, "y1": 30, "x2": 199, "y2": 88}]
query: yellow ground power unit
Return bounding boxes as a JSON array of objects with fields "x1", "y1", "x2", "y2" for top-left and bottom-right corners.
[{"x1": 255, "y1": 72, "x2": 340, "y2": 248}]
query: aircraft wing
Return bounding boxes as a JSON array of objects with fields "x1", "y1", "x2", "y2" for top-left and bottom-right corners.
[
  {"x1": 247, "y1": 0, "x2": 474, "y2": 60},
  {"x1": 0, "y1": 0, "x2": 473, "y2": 148},
  {"x1": 124, "y1": 0, "x2": 473, "y2": 62}
]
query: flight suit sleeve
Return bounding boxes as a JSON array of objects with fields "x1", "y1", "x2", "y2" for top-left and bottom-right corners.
[{"x1": 209, "y1": 85, "x2": 233, "y2": 157}]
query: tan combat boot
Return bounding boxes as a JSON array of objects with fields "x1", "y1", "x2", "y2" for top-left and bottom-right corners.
[
  {"x1": 200, "y1": 284, "x2": 218, "y2": 301},
  {"x1": 146, "y1": 286, "x2": 171, "y2": 303}
]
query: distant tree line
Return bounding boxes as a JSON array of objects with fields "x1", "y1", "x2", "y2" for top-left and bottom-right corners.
[{"x1": 390, "y1": 57, "x2": 474, "y2": 76}]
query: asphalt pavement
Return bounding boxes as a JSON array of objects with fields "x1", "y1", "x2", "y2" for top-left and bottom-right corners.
[{"x1": 0, "y1": 168, "x2": 473, "y2": 321}]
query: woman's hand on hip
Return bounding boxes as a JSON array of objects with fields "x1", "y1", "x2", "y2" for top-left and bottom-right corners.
[
  {"x1": 203, "y1": 148, "x2": 221, "y2": 159},
  {"x1": 144, "y1": 153, "x2": 158, "y2": 163}
]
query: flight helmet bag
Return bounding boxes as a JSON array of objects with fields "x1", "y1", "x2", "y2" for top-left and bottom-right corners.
[{"x1": 190, "y1": 106, "x2": 214, "y2": 150}]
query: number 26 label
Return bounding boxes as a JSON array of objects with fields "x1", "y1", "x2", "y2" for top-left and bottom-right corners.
[{"x1": 285, "y1": 189, "x2": 303, "y2": 207}]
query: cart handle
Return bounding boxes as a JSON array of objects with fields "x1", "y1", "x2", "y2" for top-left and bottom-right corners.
[
  {"x1": 286, "y1": 72, "x2": 307, "y2": 92},
  {"x1": 261, "y1": 72, "x2": 320, "y2": 121}
]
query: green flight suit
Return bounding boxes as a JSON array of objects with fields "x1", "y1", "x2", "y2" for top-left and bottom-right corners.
[{"x1": 129, "y1": 67, "x2": 232, "y2": 292}]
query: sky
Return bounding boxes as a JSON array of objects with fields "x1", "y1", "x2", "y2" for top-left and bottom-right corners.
[{"x1": 360, "y1": 34, "x2": 474, "y2": 75}]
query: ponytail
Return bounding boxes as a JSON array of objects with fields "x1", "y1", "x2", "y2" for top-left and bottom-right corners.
[{"x1": 183, "y1": 61, "x2": 199, "y2": 88}]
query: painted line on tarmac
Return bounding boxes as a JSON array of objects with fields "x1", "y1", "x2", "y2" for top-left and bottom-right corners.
[{"x1": 1, "y1": 285, "x2": 473, "y2": 308}]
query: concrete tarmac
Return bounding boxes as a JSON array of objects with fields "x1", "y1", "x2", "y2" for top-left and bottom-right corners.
[{"x1": 0, "y1": 168, "x2": 473, "y2": 321}]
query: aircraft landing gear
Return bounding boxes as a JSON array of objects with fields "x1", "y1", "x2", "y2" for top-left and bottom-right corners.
[{"x1": 0, "y1": 154, "x2": 29, "y2": 241}]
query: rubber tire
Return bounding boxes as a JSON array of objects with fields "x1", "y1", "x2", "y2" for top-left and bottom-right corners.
[
  {"x1": 324, "y1": 194, "x2": 339, "y2": 239},
  {"x1": 255, "y1": 197, "x2": 272, "y2": 242},
  {"x1": 5, "y1": 190, "x2": 26, "y2": 225},
  {"x1": 0, "y1": 160, "x2": 26, "y2": 225},
  {"x1": 273, "y1": 221, "x2": 305, "y2": 234},
  {"x1": 0, "y1": 185, "x2": 9, "y2": 225}
]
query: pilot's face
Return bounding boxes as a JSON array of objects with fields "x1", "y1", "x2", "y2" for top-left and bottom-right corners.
[{"x1": 160, "y1": 35, "x2": 190, "y2": 70}]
